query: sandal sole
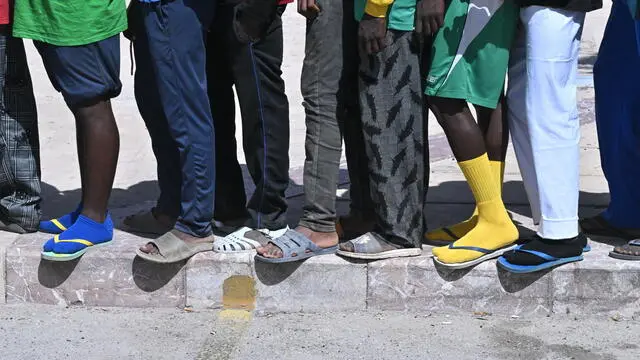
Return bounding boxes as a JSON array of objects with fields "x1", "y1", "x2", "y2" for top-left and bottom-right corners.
[
  {"x1": 609, "y1": 251, "x2": 640, "y2": 261},
  {"x1": 496, "y1": 255, "x2": 584, "y2": 273},
  {"x1": 41, "y1": 239, "x2": 114, "y2": 262},
  {"x1": 433, "y1": 244, "x2": 516, "y2": 270},
  {"x1": 135, "y1": 242, "x2": 214, "y2": 264},
  {"x1": 255, "y1": 246, "x2": 338, "y2": 264},
  {"x1": 336, "y1": 247, "x2": 422, "y2": 260}
]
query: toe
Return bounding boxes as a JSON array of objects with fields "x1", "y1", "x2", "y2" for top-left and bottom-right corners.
[
  {"x1": 256, "y1": 245, "x2": 267, "y2": 255},
  {"x1": 43, "y1": 238, "x2": 55, "y2": 252},
  {"x1": 265, "y1": 245, "x2": 283, "y2": 259},
  {"x1": 432, "y1": 246, "x2": 446, "y2": 258},
  {"x1": 339, "y1": 241, "x2": 354, "y2": 252},
  {"x1": 139, "y1": 243, "x2": 158, "y2": 254}
]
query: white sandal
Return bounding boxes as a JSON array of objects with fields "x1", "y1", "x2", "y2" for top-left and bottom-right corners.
[{"x1": 213, "y1": 226, "x2": 288, "y2": 253}]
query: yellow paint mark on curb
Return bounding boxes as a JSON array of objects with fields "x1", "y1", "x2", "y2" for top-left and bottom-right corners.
[
  {"x1": 219, "y1": 309, "x2": 252, "y2": 321},
  {"x1": 222, "y1": 275, "x2": 256, "y2": 311},
  {"x1": 198, "y1": 276, "x2": 256, "y2": 359}
]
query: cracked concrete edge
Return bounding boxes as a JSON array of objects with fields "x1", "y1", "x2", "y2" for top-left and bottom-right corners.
[
  {"x1": 4, "y1": 233, "x2": 638, "y2": 316},
  {"x1": 0, "y1": 233, "x2": 21, "y2": 304},
  {"x1": 181, "y1": 246, "x2": 639, "y2": 317}
]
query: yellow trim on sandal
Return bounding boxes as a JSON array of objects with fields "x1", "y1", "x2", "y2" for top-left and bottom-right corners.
[
  {"x1": 51, "y1": 219, "x2": 67, "y2": 231},
  {"x1": 53, "y1": 234, "x2": 94, "y2": 247}
]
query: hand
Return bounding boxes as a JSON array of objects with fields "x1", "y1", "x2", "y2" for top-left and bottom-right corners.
[
  {"x1": 415, "y1": 0, "x2": 445, "y2": 38},
  {"x1": 358, "y1": 14, "x2": 387, "y2": 55},
  {"x1": 298, "y1": 0, "x2": 320, "y2": 19}
]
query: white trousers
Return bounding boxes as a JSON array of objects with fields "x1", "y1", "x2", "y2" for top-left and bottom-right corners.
[{"x1": 507, "y1": 6, "x2": 585, "y2": 239}]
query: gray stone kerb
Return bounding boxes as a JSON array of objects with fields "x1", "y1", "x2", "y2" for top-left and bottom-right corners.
[{"x1": 2, "y1": 229, "x2": 639, "y2": 317}]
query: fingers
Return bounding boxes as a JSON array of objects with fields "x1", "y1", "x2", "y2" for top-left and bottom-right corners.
[
  {"x1": 429, "y1": 18, "x2": 439, "y2": 35},
  {"x1": 377, "y1": 33, "x2": 388, "y2": 52},
  {"x1": 298, "y1": 0, "x2": 320, "y2": 18},
  {"x1": 423, "y1": 18, "x2": 432, "y2": 37},
  {"x1": 359, "y1": 35, "x2": 367, "y2": 56},
  {"x1": 370, "y1": 37, "x2": 380, "y2": 54},
  {"x1": 298, "y1": 0, "x2": 308, "y2": 14},
  {"x1": 436, "y1": 12, "x2": 444, "y2": 28}
]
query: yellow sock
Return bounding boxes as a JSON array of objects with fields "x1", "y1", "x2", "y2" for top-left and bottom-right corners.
[
  {"x1": 424, "y1": 160, "x2": 505, "y2": 243},
  {"x1": 490, "y1": 160, "x2": 505, "y2": 190},
  {"x1": 432, "y1": 155, "x2": 517, "y2": 264}
]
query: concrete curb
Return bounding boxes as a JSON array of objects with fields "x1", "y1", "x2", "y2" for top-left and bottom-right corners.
[{"x1": 2, "y1": 230, "x2": 639, "y2": 317}]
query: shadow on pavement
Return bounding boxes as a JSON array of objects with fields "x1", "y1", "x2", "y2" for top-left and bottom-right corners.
[
  {"x1": 38, "y1": 257, "x2": 81, "y2": 288},
  {"x1": 433, "y1": 259, "x2": 475, "y2": 281},
  {"x1": 497, "y1": 266, "x2": 552, "y2": 293},
  {"x1": 131, "y1": 256, "x2": 186, "y2": 292},
  {"x1": 40, "y1": 180, "x2": 160, "y2": 220},
  {"x1": 254, "y1": 259, "x2": 304, "y2": 285}
]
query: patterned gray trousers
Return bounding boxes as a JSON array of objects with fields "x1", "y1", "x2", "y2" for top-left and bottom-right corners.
[
  {"x1": 0, "y1": 30, "x2": 41, "y2": 232},
  {"x1": 359, "y1": 30, "x2": 426, "y2": 248}
]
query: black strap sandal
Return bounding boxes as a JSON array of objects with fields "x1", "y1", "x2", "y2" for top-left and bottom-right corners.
[{"x1": 610, "y1": 239, "x2": 640, "y2": 261}]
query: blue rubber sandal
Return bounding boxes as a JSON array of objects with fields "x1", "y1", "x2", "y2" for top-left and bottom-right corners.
[
  {"x1": 39, "y1": 204, "x2": 82, "y2": 234},
  {"x1": 496, "y1": 244, "x2": 590, "y2": 274},
  {"x1": 41, "y1": 214, "x2": 114, "y2": 262},
  {"x1": 255, "y1": 229, "x2": 338, "y2": 264}
]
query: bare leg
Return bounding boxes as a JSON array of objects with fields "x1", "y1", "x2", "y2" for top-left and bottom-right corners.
[
  {"x1": 72, "y1": 99, "x2": 119, "y2": 223},
  {"x1": 475, "y1": 95, "x2": 508, "y2": 162},
  {"x1": 429, "y1": 97, "x2": 486, "y2": 161}
]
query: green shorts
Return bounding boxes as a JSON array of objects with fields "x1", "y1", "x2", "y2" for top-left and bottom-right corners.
[{"x1": 425, "y1": 0, "x2": 519, "y2": 109}]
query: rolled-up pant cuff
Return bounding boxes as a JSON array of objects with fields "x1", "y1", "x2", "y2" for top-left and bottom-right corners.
[
  {"x1": 538, "y1": 217, "x2": 579, "y2": 239},
  {"x1": 298, "y1": 219, "x2": 336, "y2": 233}
]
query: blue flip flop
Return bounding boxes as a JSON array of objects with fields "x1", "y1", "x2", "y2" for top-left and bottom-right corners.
[
  {"x1": 39, "y1": 204, "x2": 82, "y2": 234},
  {"x1": 41, "y1": 214, "x2": 114, "y2": 262},
  {"x1": 496, "y1": 245, "x2": 590, "y2": 274},
  {"x1": 255, "y1": 229, "x2": 338, "y2": 264}
]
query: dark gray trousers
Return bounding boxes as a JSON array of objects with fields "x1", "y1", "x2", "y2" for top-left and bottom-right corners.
[{"x1": 298, "y1": 0, "x2": 373, "y2": 233}]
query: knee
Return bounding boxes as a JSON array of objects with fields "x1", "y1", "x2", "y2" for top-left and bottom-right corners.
[{"x1": 427, "y1": 96, "x2": 468, "y2": 127}]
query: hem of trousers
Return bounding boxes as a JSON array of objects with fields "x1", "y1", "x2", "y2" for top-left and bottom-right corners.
[{"x1": 537, "y1": 216, "x2": 579, "y2": 239}]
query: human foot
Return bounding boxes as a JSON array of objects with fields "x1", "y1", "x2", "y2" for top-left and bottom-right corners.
[
  {"x1": 41, "y1": 214, "x2": 114, "y2": 261},
  {"x1": 139, "y1": 229, "x2": 214, "y2": 255},
  {"x1": 336, "y1": 215, "x2": 375, "y2": 240},
  {"x1": 214, "y1": 226, "x2": 288, "y2": 253},
  {"x1": 497, "y1": 234, "x2": 588, "y2": 273},
  {"x1": 337, "y1": 232, "x2": 422, "y2": 260},
  {"x1": 123, "y1": 208, "x2": 175, "y2": 235},
  {"x1": 579, "y1": 214, "x2": 640, "y2": 240},
  {"x1": 432, "y1": 204, "x2": 518, "y2": 267},
  {"x1": 424, "y1": 213, "x2": 478, "y2": 245},
  {"x1": 255, "y1": 226, "x2": 338, "y2": 260},
  {"x1": 610, "y1": 239, "x2": 640, "y2": 261},
  {"x1": 39, "y1": 204, "x2": 83, "y2": 234}
]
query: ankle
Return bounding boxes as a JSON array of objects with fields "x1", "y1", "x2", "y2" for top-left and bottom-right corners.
[
  {"x1": 295, "y1": 226, "x2": 338, "y2": 245},
  {"x1": 80, "y1": 209, "x2": 107, "y2": 223}
]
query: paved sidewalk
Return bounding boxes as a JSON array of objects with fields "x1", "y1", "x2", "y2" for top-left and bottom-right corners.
[
  {"x1": 1, "y1": 304, "x2": 639, "y2": 359},
  {"x1": 2, "y1": 7, "x2": 633, "y2": 317}
]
